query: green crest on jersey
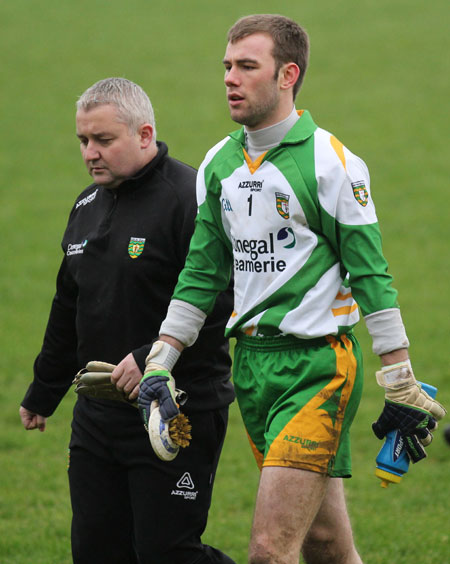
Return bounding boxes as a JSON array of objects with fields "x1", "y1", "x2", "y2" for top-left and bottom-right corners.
[
  {"x1": 128, "y1": 237, "x2": 146, "y2": 259},
  {"x1": 351, "y1": 181, "x2": 369, "y2": 207},
  {"x1": 275, "y1": 192, "x2": 290, "y2": 219}
]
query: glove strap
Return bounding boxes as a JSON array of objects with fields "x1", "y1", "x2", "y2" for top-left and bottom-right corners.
[
  {"x1": 375, "y1": 360, "x2": 415, "y2": 390},
  {"x1": 145, "y1": 340, "x2": 180, "y2": 372}
]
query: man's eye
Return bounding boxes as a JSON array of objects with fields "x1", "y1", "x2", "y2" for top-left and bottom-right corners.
[{"x1": 99, "y1": 138, "x2": 113, "y2": 145}]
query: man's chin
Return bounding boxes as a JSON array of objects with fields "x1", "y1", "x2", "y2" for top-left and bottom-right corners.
[
  {"x1": 229, "y1": 109, "x2": 249, "y2": 126},
  {"x1": 229, "y1": 108, "x2": 260, "y2": 128},
  {"x1": 91, "y1": 172, "x2": 116, "y2": 187}
]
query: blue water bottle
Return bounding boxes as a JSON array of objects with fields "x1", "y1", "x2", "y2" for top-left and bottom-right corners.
[{"x1": 375, "y1": 382, "x2": 438, "y2": 488}]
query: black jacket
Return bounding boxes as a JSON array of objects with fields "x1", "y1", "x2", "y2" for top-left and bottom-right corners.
[{"x1": 22, "y1": 141, "x2": 234, "y2": 416}]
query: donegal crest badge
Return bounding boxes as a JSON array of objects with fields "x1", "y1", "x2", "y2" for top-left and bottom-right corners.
[
  {"x1": 275, "y1": 192, "x2": 290, "y2": 219},
  {"x1": 351, "y1": 181, "x2": 369, "y2": 207},
  {"x1": 128, "y1": 237, "x2": 146, "y2": 259}
]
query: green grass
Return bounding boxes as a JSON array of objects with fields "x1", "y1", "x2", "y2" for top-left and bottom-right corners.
[{"x1": 1, "y1": 1, "x2": 449, "y2": 562}]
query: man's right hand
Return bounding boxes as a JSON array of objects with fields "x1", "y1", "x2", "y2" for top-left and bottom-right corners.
[
  {"x1": 138, "y1": 340, "x2": 182, "y2": 428},
  {"x1": 19, "y1": 406, "x2": 47, "y2": 432},
  {"x1": 139, "y1": 369, "x2": 179, "y2": 427}
]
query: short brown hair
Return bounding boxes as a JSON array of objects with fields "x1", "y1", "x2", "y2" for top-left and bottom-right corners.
[{"x1": 227, "y1": 14, "x2": 310, "y2": 98}]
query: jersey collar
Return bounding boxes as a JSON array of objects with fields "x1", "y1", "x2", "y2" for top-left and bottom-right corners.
[{"x1": 228, "y1": 109, "x2": 317, "y2": 147}]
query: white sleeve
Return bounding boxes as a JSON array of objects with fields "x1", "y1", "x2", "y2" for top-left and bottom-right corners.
[
  {"x1": 159, "y1": 299, "x2": 207, "y2": 347},
  {"x1": 364, "y1": 308, "x2": 410, "y2": 355}
]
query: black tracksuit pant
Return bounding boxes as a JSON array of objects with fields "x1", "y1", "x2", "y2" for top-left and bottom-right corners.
[{"x1": 68, "y1": 396, "x2": 235, "y2": 564}]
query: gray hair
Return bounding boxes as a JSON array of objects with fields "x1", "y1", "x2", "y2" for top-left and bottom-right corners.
[{"x1": 77, "y1": 77, "x2": 156, "y2": 137}]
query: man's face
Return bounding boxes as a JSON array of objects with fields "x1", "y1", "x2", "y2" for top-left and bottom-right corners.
[
  {"x1": 76, "y1": 104, "x2": 146, "y2": 189},
  {"x1": 223, "y1": 33, "x2": 282, "y2": 130}
]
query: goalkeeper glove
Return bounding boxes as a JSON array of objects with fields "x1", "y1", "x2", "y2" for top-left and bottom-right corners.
[
  {"x1": 138, "y1": 340, "x2": 181, "y2": 427},
  {"x1": 372, "y1": 360, "x2": 446, "y2": 462}
]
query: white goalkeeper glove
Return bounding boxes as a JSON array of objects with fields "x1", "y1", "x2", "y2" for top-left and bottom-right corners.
[{"x1": 372, "y1": 360, "x2": 446, "y2": 462}]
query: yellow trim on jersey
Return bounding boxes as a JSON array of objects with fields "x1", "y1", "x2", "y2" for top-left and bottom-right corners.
[
  {"x1": 243, "y1": 149, "x2": 267, "y2": 174},
  {"x1": 332, "y1": 303, "x2": 359, "y2": 317},
  {"x1": 243, "y1": 111, "x2": 305, "y2": 174},
  {"x1": 334, "y1": 290, "x2": 353, "y2": 301},
  {"x1": 330, "y1": 135, "x2": 347, "y2": 170}
]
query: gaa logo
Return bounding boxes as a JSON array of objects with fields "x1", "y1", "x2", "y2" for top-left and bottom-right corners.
[{"x1": 128, "y1": 237, "x2": 146, "y2": 259}]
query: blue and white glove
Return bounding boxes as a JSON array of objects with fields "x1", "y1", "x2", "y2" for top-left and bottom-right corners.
[
  {"x1": 372, "y1": 360, "x2": 446, "y2": 462},
  {"x1": 139, "y1": 371, "x2": 179, "y2": 425},
  {"x1": 138, "y1": 340, "x2": 182, "y2": 428}
]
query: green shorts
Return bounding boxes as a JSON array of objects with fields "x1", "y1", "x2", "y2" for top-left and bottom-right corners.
[{"x1": 233, "y1": 333, "x2": 363, "y2": 477}]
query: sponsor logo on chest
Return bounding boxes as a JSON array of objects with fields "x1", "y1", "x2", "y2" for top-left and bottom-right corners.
[
  {"x1": 67, "y1": 240, "x2": 88, "y2": 256},
  {"x1": 232, "y1": 227, "x2": 296, "y2": 273},
  {"x1": 238, "y1": 179, "x2": 264, "y2": 191}
]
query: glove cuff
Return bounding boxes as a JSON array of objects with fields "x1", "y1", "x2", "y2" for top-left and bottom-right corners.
[
  {"x1": 375, "y1": 360, "x2": 416, "y2": 390},
  {"x1": 145, "y1": 340, "x2": 180, "y2": 372}
]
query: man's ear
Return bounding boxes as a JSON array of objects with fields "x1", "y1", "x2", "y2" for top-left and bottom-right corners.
[
  {"x1": 279, "y1": 62, "x2": 300, "y2": 92},
  {"x1": 139, "y1": 124, "x2": 154, "y2": 148}
]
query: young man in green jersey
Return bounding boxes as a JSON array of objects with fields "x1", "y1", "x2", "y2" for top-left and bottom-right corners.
[{"x1": 137, "y1": 15, "x2": 446, "y2": 564}]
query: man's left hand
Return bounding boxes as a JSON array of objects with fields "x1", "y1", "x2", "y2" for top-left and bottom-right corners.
[
  {"x1": 111, "y1": 353, "x2": 143, "y2": 401},
  {"x1": 372, "y1": 361, "x2": 446, "y2": 462}
]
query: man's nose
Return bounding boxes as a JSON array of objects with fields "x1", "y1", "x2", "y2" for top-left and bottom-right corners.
[
  {"x1": 83, "y1": 141, "x2": 100, "y2": 160},
  {"x1": 225, "y1": 66, "x2": 240, "y2": 86}
]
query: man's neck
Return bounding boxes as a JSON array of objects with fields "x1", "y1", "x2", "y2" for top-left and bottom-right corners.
[{"x1": 244, "y1": 107, "x2": 299, "y2": 160}]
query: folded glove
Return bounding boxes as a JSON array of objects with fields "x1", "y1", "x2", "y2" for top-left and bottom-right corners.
[
  {"x1": 372, "y1": 360, "x2": 446, "y2": 462},
  {"x1": 73, "y1": 361, "x2": 137, "y2": 406}
]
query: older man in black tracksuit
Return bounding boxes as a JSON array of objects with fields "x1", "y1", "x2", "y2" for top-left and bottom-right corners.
[{"x1": 19, "y1": 78, "x2": 235, "y2": 564}]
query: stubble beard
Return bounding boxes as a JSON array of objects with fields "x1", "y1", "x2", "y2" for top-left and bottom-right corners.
[{"x1": 230, "y1": 84, "x2": 280, "y2": 129}]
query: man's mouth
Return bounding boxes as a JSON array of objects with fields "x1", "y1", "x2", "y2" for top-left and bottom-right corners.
[{"x1": 228, "y1": 93, "x2": 244, "y2": 106}]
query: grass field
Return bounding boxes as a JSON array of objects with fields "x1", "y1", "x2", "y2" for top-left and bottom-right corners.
[{"x1": 1, "y1": 1, "x2": 449, "y2": 562}]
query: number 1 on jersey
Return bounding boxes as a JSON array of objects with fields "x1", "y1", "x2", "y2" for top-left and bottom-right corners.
[{"x1": 247, "y1": 194, "x2": 253, "y2": 216}]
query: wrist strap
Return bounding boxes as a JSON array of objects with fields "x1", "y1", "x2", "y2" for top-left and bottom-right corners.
[
  {"x1": 145, "y1": 341, "x2": 180, "y2": 371},
  {"x1": 376, "y1": 360, "x2": 415, "y2": 389}
]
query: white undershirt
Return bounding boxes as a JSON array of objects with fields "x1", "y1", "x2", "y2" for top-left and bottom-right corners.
[{"x1": 244, "y1": 107, "x2": 299, "y2": 161}]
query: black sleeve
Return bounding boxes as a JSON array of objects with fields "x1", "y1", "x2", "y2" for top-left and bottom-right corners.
[
  {"x1": 130, "y1": 158, "x2": 198, "y2": 374},
  {"x1": 132, "y1": 344, "x2": 151, "y2": 373},
  {"x1": 21, "y1": 257, "x2": 79, "y2": 417}
]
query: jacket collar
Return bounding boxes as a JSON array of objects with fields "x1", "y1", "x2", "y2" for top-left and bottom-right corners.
[
  {"x1": 128, "y1": 140, "x2": 168, "y2": 182},
  {"x1": 102, "y1": 141, "x2": 169, "y2": 194}
]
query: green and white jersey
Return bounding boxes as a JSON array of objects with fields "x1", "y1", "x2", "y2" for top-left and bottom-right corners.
[{"x1": 173, "y1": 110, "x2": 399, "y2": 340}]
